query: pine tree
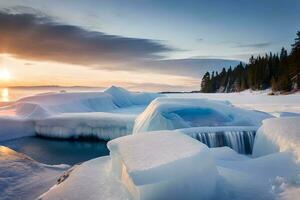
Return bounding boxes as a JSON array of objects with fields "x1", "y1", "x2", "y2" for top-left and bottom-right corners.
[{"x1": 200, "y1": 72, "x2": 211, "y2": 93}]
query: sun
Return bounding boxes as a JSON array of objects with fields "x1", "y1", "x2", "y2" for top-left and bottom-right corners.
[{"x1": 0, "y1": 69, "x2": 11, "y2": 81}]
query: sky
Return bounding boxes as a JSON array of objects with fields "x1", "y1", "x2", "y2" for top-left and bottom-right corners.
[{"x1": 0, "y1": 0, "x2": 299, "y2": 91}]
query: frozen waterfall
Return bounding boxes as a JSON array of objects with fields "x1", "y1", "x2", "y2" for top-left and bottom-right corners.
[{"x1": 176, "y1": 126, "x2": 257, "y2": 154}]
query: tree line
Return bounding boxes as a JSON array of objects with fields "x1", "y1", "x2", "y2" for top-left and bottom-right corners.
[{"x1": 200, "y1": 31, "x2": 300, "y2": 93}]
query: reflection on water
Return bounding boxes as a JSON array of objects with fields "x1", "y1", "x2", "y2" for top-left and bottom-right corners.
[
  {"x1": 1, "y1": 88, "x2": 9, "y2": 102},
  {"x1": 0, "y1": 136, "x2": 109, "y2": 165}
]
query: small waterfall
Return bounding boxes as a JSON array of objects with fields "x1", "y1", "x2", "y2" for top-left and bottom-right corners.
[{"x1": 193, "y1": 130, "x2": 256, "y2": 154}]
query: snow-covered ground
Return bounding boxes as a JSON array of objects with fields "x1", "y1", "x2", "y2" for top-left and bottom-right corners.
[{"x1": 1, "y1": 87, "x2": 300, "y2": 200}]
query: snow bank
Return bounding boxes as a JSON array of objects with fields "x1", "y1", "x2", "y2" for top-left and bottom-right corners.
[
  {"x1": 35, "y1": 112, "x2": 135, "y2": 140},
  {"x1": 104, "y1": 86, "x2": 162, "y2": 107},
  {"x1": 134, "y1": 97, "x2": 271, "y2": 133},
  {"x1": 0, "y1": 146, "x2": 68, "y2": 200},
  {"x1": 253, "y1": 117, "x2": 300, "y2": 159},
  {"x1": 108, "y1": 131, "x2": 217, "y2": 200}
]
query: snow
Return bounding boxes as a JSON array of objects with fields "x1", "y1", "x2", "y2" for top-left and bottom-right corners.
[
  {"x1": 0, "y1": 146, "x2": 69, "y2": 200},
  {"x1": 252, "y1": 117, "x2": 300, "y2": 160},
  {"x1": 107, "y1": 131, "x2": 217, "y2": 200},
  {"x1": 133, "y1": 97, "x2": 271, "y2": 133}
]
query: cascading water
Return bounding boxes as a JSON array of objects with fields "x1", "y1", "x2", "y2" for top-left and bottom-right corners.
[
  {"x1": 193, "y1": 131, "x2": 256, "y2": 154},
  {"x1": 177, "y1": 127, "x2": 257, "y2": 154}
]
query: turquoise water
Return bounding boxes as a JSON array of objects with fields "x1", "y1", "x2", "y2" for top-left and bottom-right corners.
[{"x1": 0, "y1": 136, "x2": 109, "y2": 165}]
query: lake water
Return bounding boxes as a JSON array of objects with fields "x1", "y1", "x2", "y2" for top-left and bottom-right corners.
[{"x1": 0, "y1": 136, "x2": 109, "y2": 165}]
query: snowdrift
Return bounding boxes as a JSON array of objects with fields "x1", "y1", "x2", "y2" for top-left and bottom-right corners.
[
  {"x1": 253, "y1": 117, "x2": 300, "y2": 159},
  {"x1": 133, "y1": 97, "x2": 271, "y2": 133}
]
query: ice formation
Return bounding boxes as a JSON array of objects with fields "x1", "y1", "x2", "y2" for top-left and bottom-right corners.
[
  {"x1": 253, "y1": 117, "x2": 300, "y2": 159},
  {"x1": 0, "y1": 86, "x2": 161, "y2": 141},
  {"x1": 133, "y1": 97, "x2": 271, "y2": 154},
  {"x1": 133, "y1": 97, "x2": 271, "y2": 133},
  {"x1": 35, "y1": 112, "x2": 135, "y2": 140},
  {"x1": 108, "y1": 131, "x2": 217, "y2": 200}
]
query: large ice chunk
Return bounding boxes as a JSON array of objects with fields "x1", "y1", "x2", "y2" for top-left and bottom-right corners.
[
  {"x1": 133, "y1": 97, "x2": 271, "y2": 133},
  {"x1": 107, "y1": 131, "x2": 217, "y2": 200},
  {"x1": 104, "y1": 86, "x2": 162, "y2": 107},
  {"x1": 253, "y1": 117, "x2": 300, "y2": 159}
]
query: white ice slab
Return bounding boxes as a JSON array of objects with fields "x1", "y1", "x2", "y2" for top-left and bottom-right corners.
[{"x1": 108, "y1": 131, "x2": 217, "y2": 200}]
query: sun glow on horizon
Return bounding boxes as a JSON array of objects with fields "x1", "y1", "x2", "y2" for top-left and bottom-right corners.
[{"x1": 0, "y1": 69, "x2": 11, "y2": 81}]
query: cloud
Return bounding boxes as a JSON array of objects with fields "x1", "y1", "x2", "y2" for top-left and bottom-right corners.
[
  {"x1": 0, "y1": 8, "x2": 241, "y2": 80},
  {"x1": 235, "y1": 42, "x2": 272, "y2": 48},
  {"x1": 0, "y1": 10, "x2": 172, "y2": 66}
]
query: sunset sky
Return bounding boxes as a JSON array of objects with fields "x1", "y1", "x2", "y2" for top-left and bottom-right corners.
[{"x1": 0, "y1": 0, "x2": 299, "y2": 91}]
